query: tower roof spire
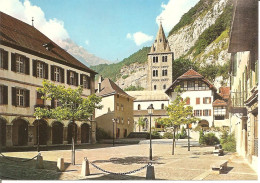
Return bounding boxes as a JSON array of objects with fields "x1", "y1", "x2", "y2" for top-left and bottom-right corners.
[{"x1": 150, "y1": 19, "x2": 170, "y2": 53}]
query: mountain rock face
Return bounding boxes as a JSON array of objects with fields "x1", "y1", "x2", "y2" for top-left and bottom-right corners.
[
  {"x1": 168, "y1": 0, "x2": 228, "y2": 60},
  {"x1": 58, "y1": 38, "x2": 110, "y2": 66},
  {"x1": 96, "y1": 0, "x2": 232, "y2": 90}
]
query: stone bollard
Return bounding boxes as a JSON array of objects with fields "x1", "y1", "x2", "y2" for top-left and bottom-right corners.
[
  {"x1": 36, "y1": 154, "x2": 44, "y2": 169},
  {"x1": 81, "y1": 157, "x2": 90, "y2": 176},
  {"x1": 146, "y1": 163, "x2": 155, "y2": 180},
  {"x1": 57, "y1": 158, "x2": 65, "y2": 172}
]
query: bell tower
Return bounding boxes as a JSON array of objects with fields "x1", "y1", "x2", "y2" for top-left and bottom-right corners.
[{"x1": 147, "y1": 22, "x2": 174, "y2": 91}]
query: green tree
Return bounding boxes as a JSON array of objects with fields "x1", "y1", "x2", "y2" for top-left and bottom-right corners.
[
  {"x1": 137, "y1": 116, "x2": 146, "y2": 132},
  {"x1": 34, "y1": 80, "x2": 102, "y2": 165},
  {"x1": 157, "y1": 86, "x2": 200, "y2": 155}
]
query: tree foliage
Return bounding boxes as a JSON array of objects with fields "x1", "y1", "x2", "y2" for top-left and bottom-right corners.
[
  {"x1": 157, "y1": 86, "x2": 200, "y2": 128},
  {"x1": 124, "y1": 85, "x2": 144, "y2": 91},
  {"x1": 90, "y1": 47, "x2": 150, "y2": 81},
  {"x1": 34, "y1": 80, "x2": 103, "y2": 121}
]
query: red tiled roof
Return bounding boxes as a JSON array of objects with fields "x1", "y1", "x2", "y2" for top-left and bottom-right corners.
[
  {"x1": 219, "y1": 87, "x2": 230, "y2": 100},
  {"x1": 0, "y1": 11, "x2": 96, "y2": 74},
  {"x1": 97, "y1": 78, "x2": 134, "y2": 99},
  {"x1": 165, "y1": 69, "x2": 217, "y2": 94},
  {"x1": 178, "y1": 69, "x2": 203, "y2": 79},
  {"x1": 213, "y1": 99, "x2": 227, "y2": 106}
]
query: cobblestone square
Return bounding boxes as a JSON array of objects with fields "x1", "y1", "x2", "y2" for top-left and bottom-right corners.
[{"x1": 0, "y1": 139, "x2": 258, "y2": 180}]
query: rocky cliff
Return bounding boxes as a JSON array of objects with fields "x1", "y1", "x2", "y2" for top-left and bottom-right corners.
[{"x1": 94, "y1": 0, "x2": 233, "y2": 90}]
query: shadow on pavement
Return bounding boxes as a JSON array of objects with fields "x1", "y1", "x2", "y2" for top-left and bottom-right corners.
[
  {"x1": 92, "y1": 156, "x2": 164, "y2": 165},
  {"x1": 0, "y1": 155, "x2": 72, "y2": 180},
  {"x1": 83, "y1": 173, "x2": 165, "y2": 180}
]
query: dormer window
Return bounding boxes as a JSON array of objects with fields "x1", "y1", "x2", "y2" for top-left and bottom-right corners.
[{"x1": 43, "y1": 42, "x2": 54, "y2": 51}]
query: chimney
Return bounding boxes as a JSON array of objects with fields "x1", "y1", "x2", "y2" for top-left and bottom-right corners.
[{"x1": 98, "y1": 75, "x2": 103, "y2": 92}]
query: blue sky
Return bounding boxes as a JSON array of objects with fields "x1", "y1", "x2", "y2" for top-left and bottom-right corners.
[{"x1": 0, "y1": 0, "x2": 199, "y2": 63}]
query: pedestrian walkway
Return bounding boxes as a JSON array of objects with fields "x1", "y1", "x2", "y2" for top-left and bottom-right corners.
[{"x1": 0, "y1": 140, "x2": 258, "y2": 180}]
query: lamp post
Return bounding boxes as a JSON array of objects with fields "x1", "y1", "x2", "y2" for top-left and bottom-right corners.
[
  {"x1": 112, "y1": 118, "x2": 116, "y2": 146},
  {"x1": 187, "y1": 116, "x2": 191, "y2": 152},
  {"x1": 36, "y1": 116, "x2": 40, "y2": 152},
  {"x1": 147, "y1": 104, "x2": 154, "y2": 161}
]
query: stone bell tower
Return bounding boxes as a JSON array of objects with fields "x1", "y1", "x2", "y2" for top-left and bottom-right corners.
[{"x1": 147, "y1": 22, "x2": 174, "y2": 91}]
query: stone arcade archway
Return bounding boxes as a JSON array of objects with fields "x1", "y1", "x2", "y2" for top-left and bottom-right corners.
[
  {"x1": 68, "y1": 122, "x2": 77, "y2": 144},
  {"x1": 198, "y1": 120, "x2": 210, "y2": 130},
  {"x1": 0, "y1": 117, "x2": 7, "y2": 147},
  {"x1": 12, "y1": 118, "x2": 28, "y2": 146},
  {"x1": 81, "y1": 123, "x2": 90, "y2": 143},
  {"x1": 52, "y1": 121, "x2": 64, "y2": 144},
  {"x1": 33, "y1": 119, "x2": 48, "y2": 145}
]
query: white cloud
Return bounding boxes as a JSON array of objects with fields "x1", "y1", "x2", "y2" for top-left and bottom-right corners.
[
  {"x1": 0, "y1": 0, "x2": 69, "y2": 42},
  {"x1": 85, "y1": 40, "x2": 89, "y2": 46},
  {"x1": 156, "y1": 0, "x2": 200, "y2": 32},
  {"x1": 126, "y1": 32, "x2": 153, "y2": 46}
]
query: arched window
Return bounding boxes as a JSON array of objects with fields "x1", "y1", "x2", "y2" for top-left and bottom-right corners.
[
  {"x1": 161, "y1": 103, "x2": 164, "y2": 109},
  {"x1": 138, "y1": 104, "x2": 141, "y2": 110},
  {"x1": 163, "y1": 84, "x2": 166, "y2": 89},
  {"x1": 154, "y1": 85, "x2": 157, "y2": 90}
]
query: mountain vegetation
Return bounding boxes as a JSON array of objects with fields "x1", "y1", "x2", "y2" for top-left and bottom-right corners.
[
  {"x1": 168, "y1": 0, "x2": 215, "y2": 36},
  {"x1": 90, "y1": 47, "x2": 150, "y2": 81},
  {"x1": 90, "y1": 0, "x2": 233, "y2": 90}
]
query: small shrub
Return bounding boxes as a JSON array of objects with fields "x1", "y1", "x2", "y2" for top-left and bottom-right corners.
[
  {"x1": 176, "y1": 126, "x2": 188, "y2": 139},
  {"x1": 163, "y1": 132, "x2": 173, "y2": 139},
  {"x1": 199, "y1": 130, "x2": 205, "y2": 144},
  {"x1": 96, "y1": 127, "x2": 111, "y2": 141},
  {"x1": 151, "y1": 131, "x2": 162, "y2": 139},
  {"x1": 122, "y1": 75, "x2": 129, "y2": 79},
  {"x1": 203, "y1": 133, "x2": 220, "y2": 145},
  {"x1": 220, "y1": 131, "x2": 236, "y2": 152}
]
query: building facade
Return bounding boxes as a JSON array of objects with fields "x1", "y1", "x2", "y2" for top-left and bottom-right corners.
[
  {"x1": 147, "y1": 22, "x2": 174, "y2": 91},
  {"x1": 228, "y1": 0, "x2": 258, "y2": 171},
  {"x1": 96, "y1": 77, "x2": 135, "y2": 139},
  {"x1": 165, "y1": 69, "x2": 230, "y2": 129},
  {"x1": 126, "y1": 91, "x2": 169, "y2": 132},
  {"x1": 0, "y1": 12, "x2": 97, "y2": 148}
]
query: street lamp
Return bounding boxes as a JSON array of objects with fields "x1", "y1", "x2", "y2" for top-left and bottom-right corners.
[
  {"x1": 186, "y1": 115, "x2": 191, "y2": 151},
  {"x1": 112, "y1": 118, "x2": 117, "y2": 146},
  {"x1": 36, "y1": 116, "x2": 40, "y2": 152},
  {"x1": 147, "y1": 104, "x2": 154, "y2": 161}
]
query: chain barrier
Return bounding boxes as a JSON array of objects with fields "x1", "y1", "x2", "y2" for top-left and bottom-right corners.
[
  {"x1": 0, "y1": 152, "x2": 40, "y2": 163},
  {"x1": 87, "y1": 159, "x2": 151, "y2": 175}
]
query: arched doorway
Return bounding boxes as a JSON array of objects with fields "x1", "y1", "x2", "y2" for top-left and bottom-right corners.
[
  {"x1": 81, "y1": 123, "x2": 90, "y2": 143},
  {"x1": 0, "y1": 118, "x2": 7, "y2": 147},
  {"x1": 12, "y1": 119, "x2": 28, "y2": 146},
  {"x1": 68, "y1": 122, "x2": 77, "y2": 144},
  {"x1": 33, "y1": 119, "x2": 48, "y2": 145},
  {"x1": 52, "y1": 121, "x2": 64, "y2": 144},
  {"x1": 198, "y1": 120, "x2": 209, "y2": 130}
]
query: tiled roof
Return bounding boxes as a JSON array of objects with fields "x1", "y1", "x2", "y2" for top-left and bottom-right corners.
[
  {"x1": 219, "y1": 87, "x2": 230, "y2": 100},
  {"x1": 126, "y1": 90, "x2": 169, "y2": 101},
  {"x1": 0, "y1": 11, "x2": 96, "y2": 74},
  {"x1": 97, "y1": 78, "x2": 134, "y2": 98},
  {"x1": 212, "y1": 99, "x2": 227, "y2": 106},
  {"x1": 165, "y1": 69, "x2": 217, "y2": 94},
  {"x1": 178, "y1": 69, "x2": 203, "y2": 79}
]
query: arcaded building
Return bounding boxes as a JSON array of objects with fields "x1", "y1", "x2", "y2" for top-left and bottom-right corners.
[{"x1": 0, "y1": 12, "x2": 97, "y2": 148}]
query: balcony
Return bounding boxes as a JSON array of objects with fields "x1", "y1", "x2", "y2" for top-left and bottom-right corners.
[{"x1": 230, "y1": 91, "x2": 247, "y2": 115}]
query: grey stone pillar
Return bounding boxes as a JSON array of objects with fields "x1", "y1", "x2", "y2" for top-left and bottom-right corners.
[
  {"x1": 5, "y1": 124, "x2": 12, "y2": 147},
  {"x1": 28, "y1": 125, "x2": 34, "y2": 146},
  {"x1": 63, "y1": 126, "x2": 68, "y2": 144}
]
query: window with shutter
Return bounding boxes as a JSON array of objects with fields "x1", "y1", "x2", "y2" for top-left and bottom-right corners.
[
  {"x1": 44, "y1": 63, "x2": 48, "y2": 79},
  {"x1": 2, "y1": 85, "x2": 8, "y2": 105},
  {"x1": 196, "y1": 98, "x2": 200, "y2": 104},
  {"x1": 36, "y1": 61, "x2": 45, "y2": 78},
  {"x1": 67, "y1": 70, "x2": 71, "y2": 84},
  {"x1": 12, "y1": 87, "x2": 16, "y2": 106},
  {"x1": 0, "y1": 85, "x2": 3, "y2": 104},
  {"x1": 186, "y1": 97, "x2": 190, "y2": 105},
  {"x1": 0, "y1": 49, "x2": 8, "y2": 70},
  {"x1": 33, "y1": 60, "x2": 37, "y2": 77},
  {"x1": 11, "y1": 53, "x2": 16, "y2": 72}
]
